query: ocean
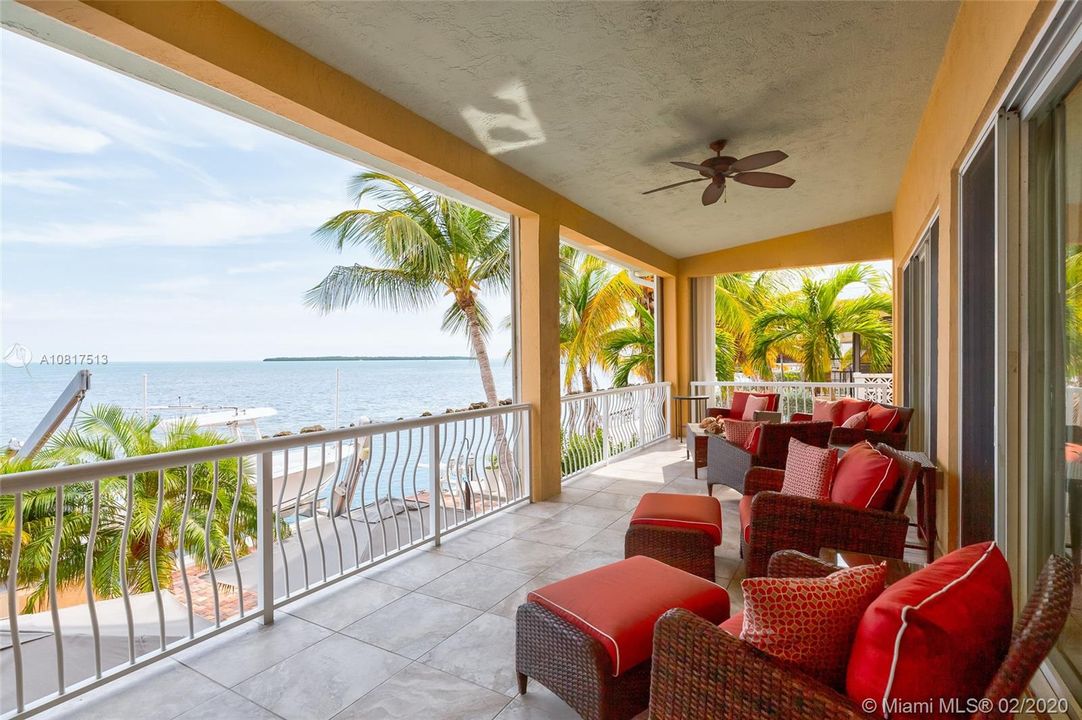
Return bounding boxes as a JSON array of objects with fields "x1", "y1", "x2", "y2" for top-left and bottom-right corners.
[{"x1": 0, "y1": 359, "x2": 515, "y2": 444}]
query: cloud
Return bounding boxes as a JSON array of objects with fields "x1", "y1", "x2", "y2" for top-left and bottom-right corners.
[
  {"x1": 1, "y1": 166, "x2": 141, "y2": 193},
  {"x1": 1, "y1": 120, "x2": 111, "y2": 154},
  {"x1": 5, "y1": 197, "x2": 342, "y2": 247},
  {"x1": 139, "y1": 276, "x2": 212, "y2": 293},
  {"x1": 227, "y1": 260, "x2": 291, "y2": 275}
]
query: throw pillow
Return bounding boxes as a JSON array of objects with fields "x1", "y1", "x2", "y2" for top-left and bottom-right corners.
[
  {"x1": 811, "y1": 398, "x2": 841, "y2": 424},
  {"x1": 741, "y1": 393, "x2": 770, "y2": 420},
  {"x1": 830, "y1": 441, "x2": 903, "y2": 510},
  {"x1": 841, "y1": 411, "x2": 868, "y2": 430},
  {"x1": 846, "y1": 542, "x2": 1013, "y2": 719},
  {"x1": 780, "y1": 438, "x2": 838, "y2": 499},
  {"x1": 722, "y1": 419, "x2": 761, "y2": 448},
  {"x1": 837, "y1": 398, "x2": 873, "y2": 424},
  {"x1": 741, "y1": 563, "x2": 886, "y2": 688},
  {"x1": 744, "y1": 424, "x2": 762, "y2": 453},
  {"x1": 866, "y1": 403, "x2": 901, "y2": 432}
]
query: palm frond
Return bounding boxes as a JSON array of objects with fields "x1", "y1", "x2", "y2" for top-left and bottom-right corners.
[{"x1": 304, "y1": 265, "x2": 439, "y2": 313}]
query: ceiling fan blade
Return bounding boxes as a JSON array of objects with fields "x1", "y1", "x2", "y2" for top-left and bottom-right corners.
[
  {"x1": 671, "y1": 161, "x2": 714, "y2": 175},
  {"x1": 642, "y1": 178, "x2": 708, "y2": 195},
  {"x1": 701, "y1": 181, "x2": 725, "y2": 206},
  {"x1": 729, "y1": 150, "x2": 788, "y2": 172},
  {"x1": 733, "y1": 171, "x2": 795, "y2": 189}
]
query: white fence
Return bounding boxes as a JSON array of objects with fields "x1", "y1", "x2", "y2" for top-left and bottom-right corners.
[
  {"x1": 560, "y1": 383, "x2": 671, "y2": 480},
  {"x1": 0, "y1": 403, "x2": 529, "y2": 718},
  {"x1": 690, "y1": 379, "x2": 894, "y2": 419}
]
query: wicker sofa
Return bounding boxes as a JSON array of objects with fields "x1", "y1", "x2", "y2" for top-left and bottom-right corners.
[
  {"x1": 705, "y1": 421, "x2": 832, "y2": 494},
  {"x1": 649, "y1": 550, "x2": 1074, "y2": 720},
  {"x1": 791, "y1": 401, "x2": 914, "y2": 450}
]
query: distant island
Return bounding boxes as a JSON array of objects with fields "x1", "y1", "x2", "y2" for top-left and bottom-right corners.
[{"x1": 263, "y1": 355, "x2": 474, "y2": 362}]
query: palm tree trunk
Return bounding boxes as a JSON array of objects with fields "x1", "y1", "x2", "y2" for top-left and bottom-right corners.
[
  {"x1": 579, "y1": 365, "x2": 601, "y2": 435},
  {"x1": 459, "y1": 296, "x2": 515, "y2": 501}
]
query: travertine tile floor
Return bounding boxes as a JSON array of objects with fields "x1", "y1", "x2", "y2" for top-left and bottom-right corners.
[{"x1": 40, "y1": 440, "x2": 746, "y2": 720}]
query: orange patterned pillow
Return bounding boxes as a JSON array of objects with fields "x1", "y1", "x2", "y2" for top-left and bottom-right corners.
[
  {"x1": 780, "y1": 438, "x2": 838, "y2": 499},
  {"x1": 741, "y1": 563, "x2": 886, "y2": 688}
]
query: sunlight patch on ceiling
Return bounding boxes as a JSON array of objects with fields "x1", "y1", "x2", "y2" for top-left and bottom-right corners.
[{"x1": 460, "y1": 80, "x2": 545, "y2": 155}]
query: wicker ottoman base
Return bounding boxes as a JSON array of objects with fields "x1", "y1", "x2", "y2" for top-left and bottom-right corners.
[
  {"x1": 625, "y1": 523, "x2": 717, "y2": 581},
  {"x1": 516, "y1": 602, "x2": 651, "y2": 720}
]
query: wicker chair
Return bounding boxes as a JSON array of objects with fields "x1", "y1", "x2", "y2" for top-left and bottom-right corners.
[
  {"x1": 739, "y1": 443, "x2": 921, "y2": 577},
  {"x1": 791, "y1": 402, "x2": 914, "y2": 451},
  {"x1": 706, "y1": 421, "x2": 832, "y2": 494},
  {"x1": 649, "y1": 550, "x2": 1075, "y2": 720}
]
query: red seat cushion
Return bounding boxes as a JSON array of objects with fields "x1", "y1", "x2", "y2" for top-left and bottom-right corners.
[
  {"x1": 631, "y1": 492, "x2": 723, "y2": 545},
  {"x1": 866, "y1": 404, "x2": 900, "y2": 432},
  {"x1": 780, "y1": 438, "x2": 838, "y2": 499},
  {"x1": 729, "y1": 392, "x2": 752, "y2": 420},
  {"x1": 846, "y1": 542, "x2": 1013, "y2": 719},
  {"x1": 527, "y1": 556, "x2": 730, "y2": 676},
  {"x1": 830, "y1": 441, "x2": 903, "y2": 510},
  {"x1": 739, "y1": 494, "x2": 752, "y2": 544},
  {"x1": 741, "y1": 564, "x2": 887, "y2": 688},
  {"x1": 719, "y1": 612, "x2": 743, "y2": 637}
]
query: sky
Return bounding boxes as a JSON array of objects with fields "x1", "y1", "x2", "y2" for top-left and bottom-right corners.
[
  {"x1": 0, "y1": 30, "x2": 513, "y2": 363},
  {"x1": 0, "y1": 30, "x2": 890, "y2": 366}
]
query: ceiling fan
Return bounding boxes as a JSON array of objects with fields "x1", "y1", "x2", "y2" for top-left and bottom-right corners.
[{"x1": 643, "y1": 139, "x2": 795, "y2": 206}]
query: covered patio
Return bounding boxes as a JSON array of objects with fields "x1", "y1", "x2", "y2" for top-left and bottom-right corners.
[{"x1": 2, "y1": 0, "x2": 1080, "y2": 718}]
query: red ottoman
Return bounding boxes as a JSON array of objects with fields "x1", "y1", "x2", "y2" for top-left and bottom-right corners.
[
  {"x1": 625, "y1": 492, "x2": 722, "y2": 580},
  {"x1": 516, "y1": 556, "x2": 730, "y2": 720}
]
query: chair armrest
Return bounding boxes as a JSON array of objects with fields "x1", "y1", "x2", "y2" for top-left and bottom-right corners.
[
  {"x1": 743, "y1": 467, "x2": 785, "y2": 496},
  {"x1": 767, "y1": 550, "x2": 840, "y2": 579},
  {"x1": 790, "y1": 412, "x2": 813, "y2": 422},
  {"x1": 829, "y1": 427, "x2": 908, "y2": 450},
  {"x1": 745, "y1": 492, "x2": 910, "y2": 577},
  {"x1": 650, "y1": 609, "x2": 868, "y2": 720},
  {"x1": 707, "y1": 407, "x2": 731, "y2": 419}
]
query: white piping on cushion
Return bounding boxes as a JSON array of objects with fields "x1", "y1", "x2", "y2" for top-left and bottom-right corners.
[{"x1": 880, "y1": 542, "x2": 997, "y2": 717}]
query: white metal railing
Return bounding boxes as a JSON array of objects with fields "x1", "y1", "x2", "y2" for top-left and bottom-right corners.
[
  {"x1": 0, "y1": 403, "x2": 530, "y2": 719},
  {"x1": 560, "y1": 382, "x2": 671, "y2": 480},
  {"x1": 690, "y1": 380, "x2": 894, "y2": 418}
]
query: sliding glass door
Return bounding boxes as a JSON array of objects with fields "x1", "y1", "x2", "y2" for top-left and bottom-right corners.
[
  {"x1": 903, "y1": 220, "x2": 938, "y2": 462},
  {"x1": 1026, "y1": 74, "x2": 1081, "y2": 695}
]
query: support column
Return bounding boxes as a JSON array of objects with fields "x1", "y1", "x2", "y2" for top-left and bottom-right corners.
[
  {"x1": 518, "y1": 214, "x2": 562, "y2": 501},
  {"x1": 672, "y1": 273, "x2": 693, "y2": 436},
  {"x1": 661, "y1": 275, "x2": 680, "y2": 437}
]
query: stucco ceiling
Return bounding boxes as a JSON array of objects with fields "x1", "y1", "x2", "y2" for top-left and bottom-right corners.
[{"x1": 225, "y1": 1, "x2": 958, "y2": 259}]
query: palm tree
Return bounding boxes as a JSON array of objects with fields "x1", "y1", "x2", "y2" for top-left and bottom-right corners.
[
  {"x1": 307, "y1": 172, "x2": 511, "y2": 410},
  {"x1": 559, "y1": 246, "x2": 638, "y2": 392},
  {"x1": 600, "y1": 297, "x2": 655, "y2": 387},
  {"x1": 0, "y1": 405, "x2": 259, "y2": 614},
  {"x1": 749, "y1": 263, "x2": 892, "y2": 382},
  {"x1": 715, "y1": 272, "x2": 785, "y2": 379}
]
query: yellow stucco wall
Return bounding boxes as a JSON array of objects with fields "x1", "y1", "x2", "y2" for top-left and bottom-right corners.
[
  {"x1": 677, "y1": 212, "x2": 894, "y2": 279},
  {"x1": 891, "y1": 0, "x2": 1052, "y2": 550}
]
